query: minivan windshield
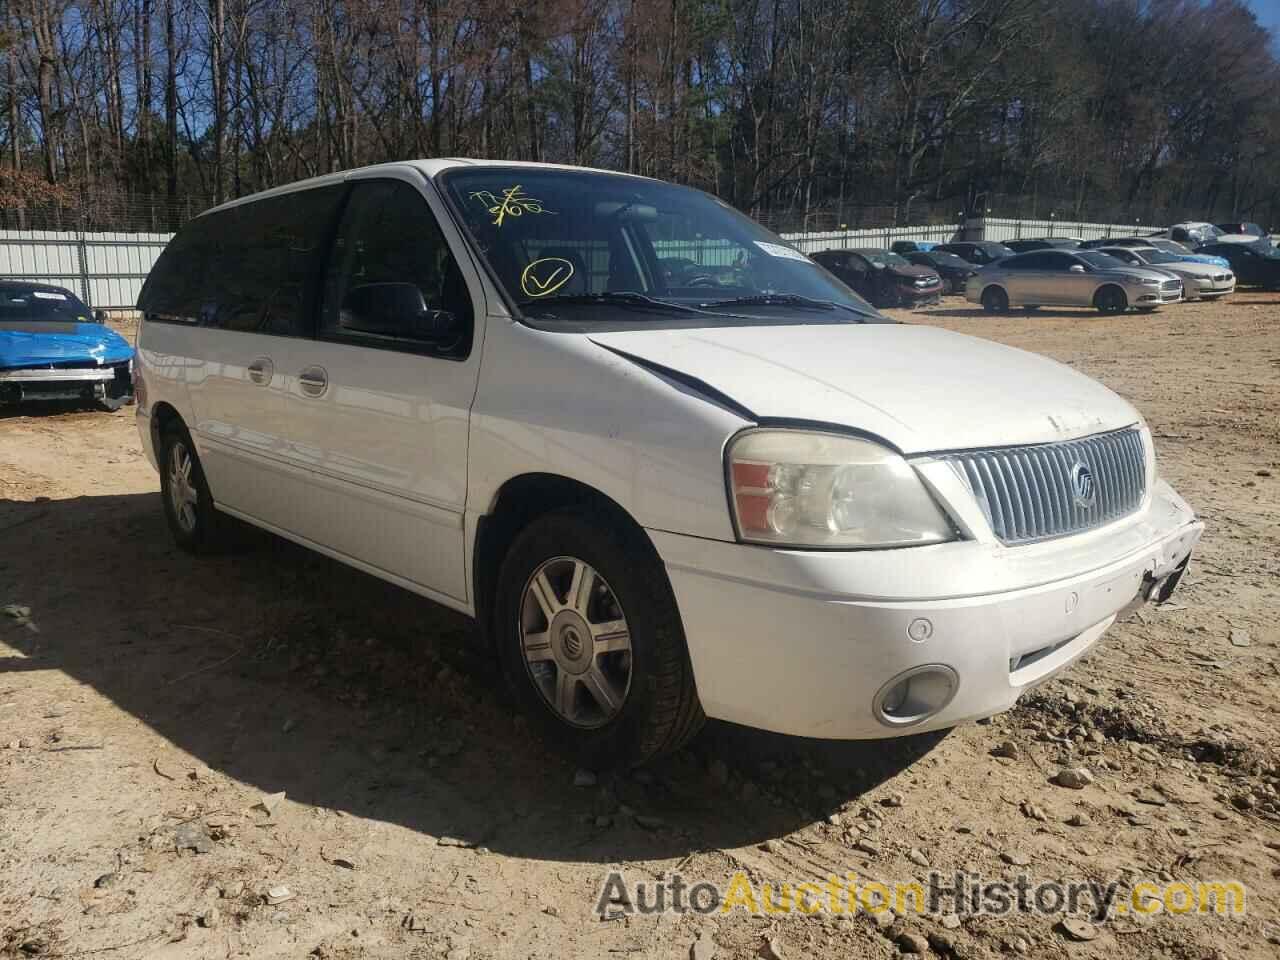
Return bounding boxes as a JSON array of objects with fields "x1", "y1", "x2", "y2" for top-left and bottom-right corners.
[{"x1": 440, "y1": 167, "x2": 879, "y2": 321}]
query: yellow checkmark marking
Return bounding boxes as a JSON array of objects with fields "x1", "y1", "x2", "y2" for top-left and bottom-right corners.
[{"x1": 521, "y1": 258, "x2": 574, "y2": 297}]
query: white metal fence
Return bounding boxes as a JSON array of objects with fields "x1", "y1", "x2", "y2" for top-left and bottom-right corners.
[
  {"x1": 0, "y1": 228, "x2": 171, "y2": 312},
  {"x1": 0, "y1": 215, "x2": 1226, "y2": 315},
  {"x1": 977, "y1": 217, "x2": 1149, "y2": 243},
  {"x1": 781, "y1": 222, "x2": 963, "y2": 253}
]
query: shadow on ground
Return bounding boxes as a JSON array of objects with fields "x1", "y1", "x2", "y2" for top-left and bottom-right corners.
[
  {"x1": 0, "y1": 398, "x2": 128, "y2": 422},
  {"x1": 0, "y1": 489, "x2": 946, "y2": 863}
]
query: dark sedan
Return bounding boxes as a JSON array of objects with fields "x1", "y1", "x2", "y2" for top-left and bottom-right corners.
[
  {"x1": 933, "y1": 241, "x2": 1016, "y2": 266},
  {"x1": 903, "y1": 250, "x2": 978, "y2": 293},
  {"x1": 812, "y1": 248, "x2": 944, "y2": 307},
  {"x1": 1197, "y1": 241, "x2": 1280, "y2": 288}
]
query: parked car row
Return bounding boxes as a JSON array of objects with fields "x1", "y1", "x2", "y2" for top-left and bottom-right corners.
[
  {"x1": 827, "y1": 218, "x2": 1277, "y2": 315},
  {"x1": 810, "y1": 239, "x2": 1243, "y2": 315}
]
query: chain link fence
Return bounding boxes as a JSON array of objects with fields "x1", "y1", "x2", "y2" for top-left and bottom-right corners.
[{"x1": 0, "y1": 190, "x2": 210, "y2": 234}]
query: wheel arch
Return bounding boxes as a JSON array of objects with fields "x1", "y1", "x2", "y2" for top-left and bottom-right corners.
[
  {"x1": 472, "y1": 472, "x2": 662, "y2": 648},
  {"x1": 149, "y1": 400, "x2": 186, "y2": 454},
  {"x1": 1092, "y1": 282, "x2": 1128, "y2": 308},
  {"x1": 980, "y1": 283, "x2": 1010, "y2": 305}
]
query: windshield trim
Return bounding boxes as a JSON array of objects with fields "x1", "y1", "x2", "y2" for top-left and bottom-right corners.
[{"x1": 433, "y1": 164, "x2": 884, "y2": 330}]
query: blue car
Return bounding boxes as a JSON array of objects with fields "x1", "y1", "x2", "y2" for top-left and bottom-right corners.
[
  {"x1": 0, "y1": 281, "x2": 134, "y2": 410},
  {"x1": 890, "y1": 240, "x2": 938, "y2": 253},
  {"x1": 1142, "y1": 238, "x2": 1232, "y2": 270}
]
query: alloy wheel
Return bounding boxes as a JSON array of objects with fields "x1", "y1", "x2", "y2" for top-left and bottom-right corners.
[
  {"x1": 519, "y1": 556, "x2": 633, "y2": 729},
  {"x1": 167, "y1": 441, "x2": 199, "y2": 534}
]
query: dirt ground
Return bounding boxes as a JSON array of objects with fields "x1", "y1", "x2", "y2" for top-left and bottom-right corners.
[{"x1": 2, "y1": 293, "x2": 1278, "y2": 960}]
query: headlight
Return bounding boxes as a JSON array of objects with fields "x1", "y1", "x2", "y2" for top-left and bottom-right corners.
[
  {"x1": 727, "y1": 430, "x2": 956, "y2": 548},
  {"x1": 1139, "y1": 278, "x2": 1160, "y2": 285}
]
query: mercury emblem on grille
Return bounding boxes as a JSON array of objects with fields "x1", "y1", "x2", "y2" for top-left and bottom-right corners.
[{"x1": 1070, "y1": 461, "x2": 1097, "y2": 509}]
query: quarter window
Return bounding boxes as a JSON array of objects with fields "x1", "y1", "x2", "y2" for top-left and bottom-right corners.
[{"x1": 320, "y1": 180, "x2": 473, "y2": 357}]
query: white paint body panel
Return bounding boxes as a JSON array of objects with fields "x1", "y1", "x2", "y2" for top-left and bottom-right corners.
[
  {"x1": 586, "y1": 323, "x2": 1140, "y2": 452},
  {"x1": 135, "y1": 158, "x2": 1204, "y2": 742}
]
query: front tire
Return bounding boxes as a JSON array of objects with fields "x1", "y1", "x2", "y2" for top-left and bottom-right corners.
[
  {"x1": 1094, "y1": 285, "x2": 1128, "y2": 314},
  {"x1": 494, "y1": 509, "x2": 704, "y2": 769},
  {"x1": 981, "y1": 286, "x2": 1009, "y2": 313}
]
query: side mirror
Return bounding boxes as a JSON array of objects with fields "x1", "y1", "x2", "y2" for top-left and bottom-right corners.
[
  {"x1": 93, "y1": 309, "x2": 108, "y2": 324},
  {"x1": 340, "y1": 282, "x2": 460, "y2": 342},
  {"x1": 1069, "y1": 264, "x2": 1086, "y2": 273}
]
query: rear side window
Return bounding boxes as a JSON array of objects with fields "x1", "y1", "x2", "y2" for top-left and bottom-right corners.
[
  {"x1": 319, "y1": 179, "x2": 473, "y2": 358},
  {"x1": 140, "y1": 185, "x2": 343, "y2": 335}
]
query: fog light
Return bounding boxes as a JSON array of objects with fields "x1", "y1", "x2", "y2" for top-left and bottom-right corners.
[{"x1": 873, "y1": 665, "x2": 959, "y2": 728}]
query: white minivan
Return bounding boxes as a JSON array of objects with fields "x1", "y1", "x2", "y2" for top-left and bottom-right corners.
[{"x1": 134, "y1": 160, "x2": 1203, "y2": 767}]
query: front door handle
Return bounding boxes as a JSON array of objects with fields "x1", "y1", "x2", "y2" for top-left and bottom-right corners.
[
  {"x1": 298, "y1": 365, "x2": 328, "y2": 398},
  {"x1": 247, "y1": 357, "x2": 273, "y2": 385}
]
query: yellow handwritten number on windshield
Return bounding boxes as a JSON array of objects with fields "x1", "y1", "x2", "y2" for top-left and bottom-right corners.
[{"x1": 470, "y1": 185, "x2": 556, "y2": 227}]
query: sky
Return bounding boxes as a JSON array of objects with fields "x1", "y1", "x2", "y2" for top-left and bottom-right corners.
[{"x1": 1245, "y1": 0, "x2": 1280, "y2": 36}]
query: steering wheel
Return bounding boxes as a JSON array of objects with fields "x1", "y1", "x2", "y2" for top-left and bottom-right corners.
[{"x1": 686, "y1": 275, "x2": 718, "y2": 288}]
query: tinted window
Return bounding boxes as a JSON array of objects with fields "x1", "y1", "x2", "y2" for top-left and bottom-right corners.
[
  {"x1": 320, "y1": 179, "x2": 473, "y2": 356},
  {"x1": 1073, "y1": 252, "x2": 1123, "y2": 269},
  {"x1": 140, "y1": 185, "x2": 342, "y2": 333},
  {"x1": 1005, "y1": 253, "x2": 1052, "y2": 269},
  {"x1": 856, "y1": 251, "x2": 910, "y2": 268}
]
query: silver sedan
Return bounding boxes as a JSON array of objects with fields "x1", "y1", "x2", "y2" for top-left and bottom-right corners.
[
  {"x1": 965, "y1": 249, "x2": 1183, "y2": 314},
  {"x1": 1096, "y1": 246, "x2": 1234, "y2": 300}
]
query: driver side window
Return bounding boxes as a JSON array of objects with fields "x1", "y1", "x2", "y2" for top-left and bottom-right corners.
[{"x1": 321, "y1": 179, "x2": 473, "y2": 356}]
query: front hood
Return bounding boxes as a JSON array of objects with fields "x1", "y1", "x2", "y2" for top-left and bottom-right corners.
[
  {"x1": 888, "y1": 265, "x2": 937, "y2": 280},
  {"x1": 1162, "y1": 261, "x2": 1220, "y2": 278},
  {"x1": 590, "y1": 324, "x2": 1139, "y2": 454},
  {"x1": 1098, "y1": 266, "x2": 1175, "y2": 283},
  {"x1": 0, "y1": 322, "x2": 133, "y2": 369}
]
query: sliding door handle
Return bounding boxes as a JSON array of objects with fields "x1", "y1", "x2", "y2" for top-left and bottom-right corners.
[
  {"x1": 298, "y1": 366, "x2": 328, "y2": 398},
  {"x1": 247, "y1": 357, "x2": 273, "y2": 385}
]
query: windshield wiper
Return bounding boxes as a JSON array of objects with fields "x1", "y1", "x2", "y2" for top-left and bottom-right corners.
[
  {"x1": 517, "y1": 292, "x2": 707, "y2": 315},
  {"x1": 699, "y1": 293, "x2": 879, "y2": 320}
]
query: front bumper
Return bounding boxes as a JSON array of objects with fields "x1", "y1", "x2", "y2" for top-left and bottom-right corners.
[
  {"x1": 0, "y1": 362, "x2": 132, "y2": 403},
  {"x1": 899, "y1": 282, "x2": 945, "y2": 305},
  {"x1": 1190, "y1": 277, "x2": 1235, "y2": 298},
  {"x1": 1133, "y1": 284, "x2": 1182, "y2": 305},
  {"x1": 651, "y1": 480, "x2": 1202, "y2": 739}
]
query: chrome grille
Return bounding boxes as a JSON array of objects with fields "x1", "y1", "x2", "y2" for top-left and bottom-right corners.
[
  {"x1": 1160, "y1": 279, "x2": 1181, "y2": 292},
  {"x1": 940, "y1": 428, "x2": 1147, "y2": 545}
]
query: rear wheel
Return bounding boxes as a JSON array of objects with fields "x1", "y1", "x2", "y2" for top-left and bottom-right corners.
[
  {"x1": 158, "y1": 424, "x2": 234, "y2": 554},
  {"x1": 981, "y1": 286, "x2": 1009, "y2": 313},
  {"x1": 495, "y1": 509, "x2": 704, "y2": 769},
  {"x1": 1094, "y1": 285, "x2": 1128, "y2": 314}
]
